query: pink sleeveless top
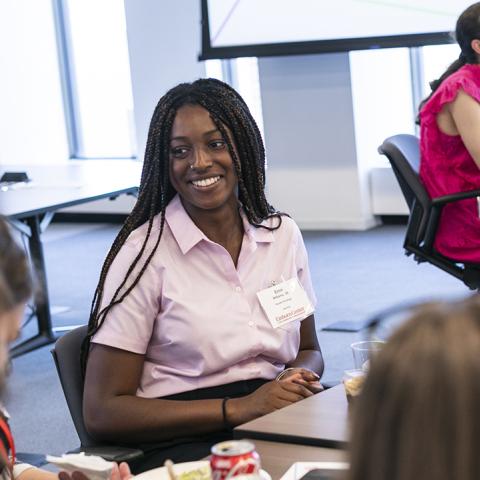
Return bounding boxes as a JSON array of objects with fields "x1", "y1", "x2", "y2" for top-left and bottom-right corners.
[{"x1": 420, "y1": 64, "x2": 480, "y2": 263}]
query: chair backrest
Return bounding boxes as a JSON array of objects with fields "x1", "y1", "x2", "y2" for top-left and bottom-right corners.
[
  {"x1": 51, "y1": 325, "x2": 97, "y2": 448},
  {"x1": 378, "y1": 134, "x2": 432, "y2": 247}
]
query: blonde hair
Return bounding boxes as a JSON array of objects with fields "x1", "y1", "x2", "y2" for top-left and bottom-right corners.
[
  {"x1": 0, "y1": 217, "x2": 32, "y2": 313},
  {"x1": 349, "y1": 296, "x2": 480, "y2": 480}
]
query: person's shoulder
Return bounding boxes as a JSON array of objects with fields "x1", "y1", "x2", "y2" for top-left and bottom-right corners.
[
  {"x1": 423, "y1": 65, "x2": 480, "y2": 117},
  {"x1": 458, "y1": 63, "x2": 480, "y2": 78},
  {"x1": 277, "y1": 213, "x2": 299, "y2": 230},
  {"x1": 123, "y1": 213, "x2": 166, "y2": 252},
  {"x1": 441, "y1": 64, "x2": 480, "y2": 89},
  {"x1": 264, "y1": 213, "x2": 302, "y2": 238},
  {"x1": 445, "y1": 64, "x2": 480, "y2": 102}
]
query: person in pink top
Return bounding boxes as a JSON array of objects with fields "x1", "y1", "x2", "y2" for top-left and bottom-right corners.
[
  {"x1": 419, "y1": 2, "x2": 480, "y2": 263},
  {"x1": 81, "y1": 79, "x2": 324, "y2": 472}
]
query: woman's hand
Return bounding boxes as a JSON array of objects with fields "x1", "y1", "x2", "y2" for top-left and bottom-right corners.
[
  {"x1": 111, "y1": 462, "x2": 133, "y2": 480},
  {"x1": 278, "y1": 367, "x2": 324, "y2": 394},
  {"x1": 226, "y1": 379, "x2": 313, "y2": 426},
  {"x1": 58, "y1": 462, "x2": 133, "y2": 480}
]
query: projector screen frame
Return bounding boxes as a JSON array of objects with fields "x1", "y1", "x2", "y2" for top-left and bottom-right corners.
[{"x1": 199, "y1": 0, "x2": 455, "y2": 60}]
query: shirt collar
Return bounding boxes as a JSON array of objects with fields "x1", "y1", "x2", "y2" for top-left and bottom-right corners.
[
  {"x1": 165, "y1": 194, "x2": 274, "y2": 255},
  {"x1": 240, "y1": 207, "x2": 275, "y2": 244},
  {"x1": 165, "y1": 195, "x2": 206, "y2": 254}
]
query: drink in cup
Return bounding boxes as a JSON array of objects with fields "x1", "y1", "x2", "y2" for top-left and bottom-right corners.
[{"x1": 343, "y1": 369, "x2": 365, "y2": 403}]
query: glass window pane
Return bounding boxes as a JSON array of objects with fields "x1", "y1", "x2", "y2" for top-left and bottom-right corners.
[
  {"x1": 234, "y1": 57, "x2": 264, "y2": 137},
  {"x1": 421, "y1": 44, "x2": 461, "y2": 98},
  {"x1": 204, "y1": 58, "x2": 264, "y2": 138},
  {"x1": 205, "y1": 59, "x2": 224, "y2": 80},
  {"x1": 350, "y1": 47, "x2": 415, "y2": 168},
  {"x1": 64, "y1": 0, "x2": 136, "y2": 158}
]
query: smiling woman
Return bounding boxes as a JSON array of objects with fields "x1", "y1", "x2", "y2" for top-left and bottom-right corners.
[
  {"x1": 81, "y1": 78, "x2": 323, "y2": 473},
  {"x1": 169, "y1": 104, "x2": 239, "y2": 224}
]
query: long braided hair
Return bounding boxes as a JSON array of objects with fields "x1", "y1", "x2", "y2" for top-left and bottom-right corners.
[
  {"x1": 80, "y1": 78, "x2": 281, "y2": 374},
  {"x1": 417, "y1": 2, "x2": 480, "y2": 122}
]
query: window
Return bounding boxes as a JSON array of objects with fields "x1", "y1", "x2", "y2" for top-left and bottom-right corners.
[
  {"x1": 59, "y1": 0, "x2": 136, "y2": 158},
  {"x1": 204, "y1": 59, "x2": 224, "y2": 82},
  {"x1": 350, "y1": 47, "x2": 415, "y2": 169},
  {"x1": 205, "y1": 58, "x2": 264, "y2": 137},
  {"x1": 1, "y1": 0, "x2": 69, "y2": 165},
  {"x1": 421, "y1": 44, "x2": 461, "y2": 98}
]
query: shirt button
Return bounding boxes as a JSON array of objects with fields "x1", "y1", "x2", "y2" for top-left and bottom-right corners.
[
  {"x1": 235, "y1": 286, "x2": 242, "y2": 293},
  {"x1": 248, "y1": 321, "x2": 254, "y2": 327}
]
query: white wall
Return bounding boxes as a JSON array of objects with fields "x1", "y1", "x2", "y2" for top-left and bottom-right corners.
[
  {"x1": 370, "y1": 166, "x2": 409, "y2": 215},
  {"x1": 0, "y1": 0, "x2": 69, "y2": 166},
  {"x1": 258, "y1": 54, "x2": 378, "y2": 230}
]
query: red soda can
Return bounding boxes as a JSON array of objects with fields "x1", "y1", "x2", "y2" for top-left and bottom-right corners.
[{"x1": 210, "y1": 440, "x2": 260, "y2": 480}]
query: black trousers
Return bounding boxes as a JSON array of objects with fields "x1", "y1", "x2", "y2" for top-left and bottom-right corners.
[{"x1": 129, "y1": 378, "x2": 268, "y2": 474}]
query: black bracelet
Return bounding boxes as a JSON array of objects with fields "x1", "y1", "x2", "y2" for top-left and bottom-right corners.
[{"x1": 222, "y1": 397, "x2": 231, "y2": 430}]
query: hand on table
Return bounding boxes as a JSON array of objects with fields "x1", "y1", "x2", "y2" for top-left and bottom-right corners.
[
  {"x1": 228, "y1": 379, "x2": 314, "y2": 425},
  {"x1": 58, "y1": 462, "x2": 132, "y2": 480},
  {"x1": 278, "y1": 368, "x2": 324, "y2": 394}
]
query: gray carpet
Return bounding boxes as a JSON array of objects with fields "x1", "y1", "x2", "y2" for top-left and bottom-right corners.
[{"x1": 7, "y1": 222, "x2": 469, "y2": 455}]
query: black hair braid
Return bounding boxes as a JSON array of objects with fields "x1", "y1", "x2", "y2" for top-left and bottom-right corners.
[
  {"x1": 81, "y1": 78, "x2": 285, "y2": 374},
  {"x1": 204, "y1": 82, "x2": 278, "y2": 223},
  {"x1": 81, "y1": 109, "x2": 174, "y2": 374},
  {"x1": 201, "y1": 91, "x2": 279, "y2": 227}
]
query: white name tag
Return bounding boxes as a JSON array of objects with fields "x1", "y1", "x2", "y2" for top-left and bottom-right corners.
[{"x1": 256, "y1": 277, "x2": 314, "y2": 329}]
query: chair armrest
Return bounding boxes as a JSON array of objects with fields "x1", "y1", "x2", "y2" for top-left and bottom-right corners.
[
  {"x1": 432, "y1": 188, "x2": 480, "y2": 206},
  {"x1": 67, "y1": 446, "x2": 144, "y2": 463}
]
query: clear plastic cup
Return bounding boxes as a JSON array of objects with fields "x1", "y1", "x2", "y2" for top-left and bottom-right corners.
[{"x1": 350, "y1": 340, "x2": 384, "y2": 371}]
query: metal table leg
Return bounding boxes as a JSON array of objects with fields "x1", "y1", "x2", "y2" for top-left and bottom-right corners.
[{"x1": 10, "y1": 214, "x2": 57, "y2": 357}]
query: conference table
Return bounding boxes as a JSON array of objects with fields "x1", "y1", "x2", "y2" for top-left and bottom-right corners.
[
  {"x1": 230, "y1": 385, "x2": 349, "y2": 478},
  {"x1": 0, "y1": 161, "x2": 141, "y2": 357},
  {"x1": 250, "y1": 439, "x2": 347, "y2": 480},
  {"x1": 234, "y1": 385, "x2": 348, "y2": 478},
  {"x1": 235, "y1": 385, "x2": 348, "y2": 448}
]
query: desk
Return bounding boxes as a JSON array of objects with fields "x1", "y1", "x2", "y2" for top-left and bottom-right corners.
[
  {"x1": 0, "y1": 161, "x2": 141, "y2": 356},
  {"x1": 252, "y1": 439, "x2": 346, "y2": 480},
  {"x1": 235, "y1": 385, "x2": 348, "y2": 448}
]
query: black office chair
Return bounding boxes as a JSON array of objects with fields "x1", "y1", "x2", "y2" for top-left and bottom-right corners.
[
  {"x1": 51, "y1": 325, "x2": 143, "y2": 462},
  {"x1": 378, "y1": 134, "x2": 480, "y2": 290}
]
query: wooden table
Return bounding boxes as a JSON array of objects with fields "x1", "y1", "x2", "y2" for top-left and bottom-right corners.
[
  {"x1": 0, "y1": 161, "x2": 140, "y2": 356},
  {"x1": 202, "y1": 440, "x2": 346, "y2": 480},
  {"x1": 251, "y1": 439, "x2": 347, "y2": 480},
  {"x1": 234, "y1": 385, "x2": 348, "y2": 448}
]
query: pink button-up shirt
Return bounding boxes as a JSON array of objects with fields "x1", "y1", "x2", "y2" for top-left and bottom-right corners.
[{"x1": 92, "y1": 195, "x2": 317, "y2": 398}]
